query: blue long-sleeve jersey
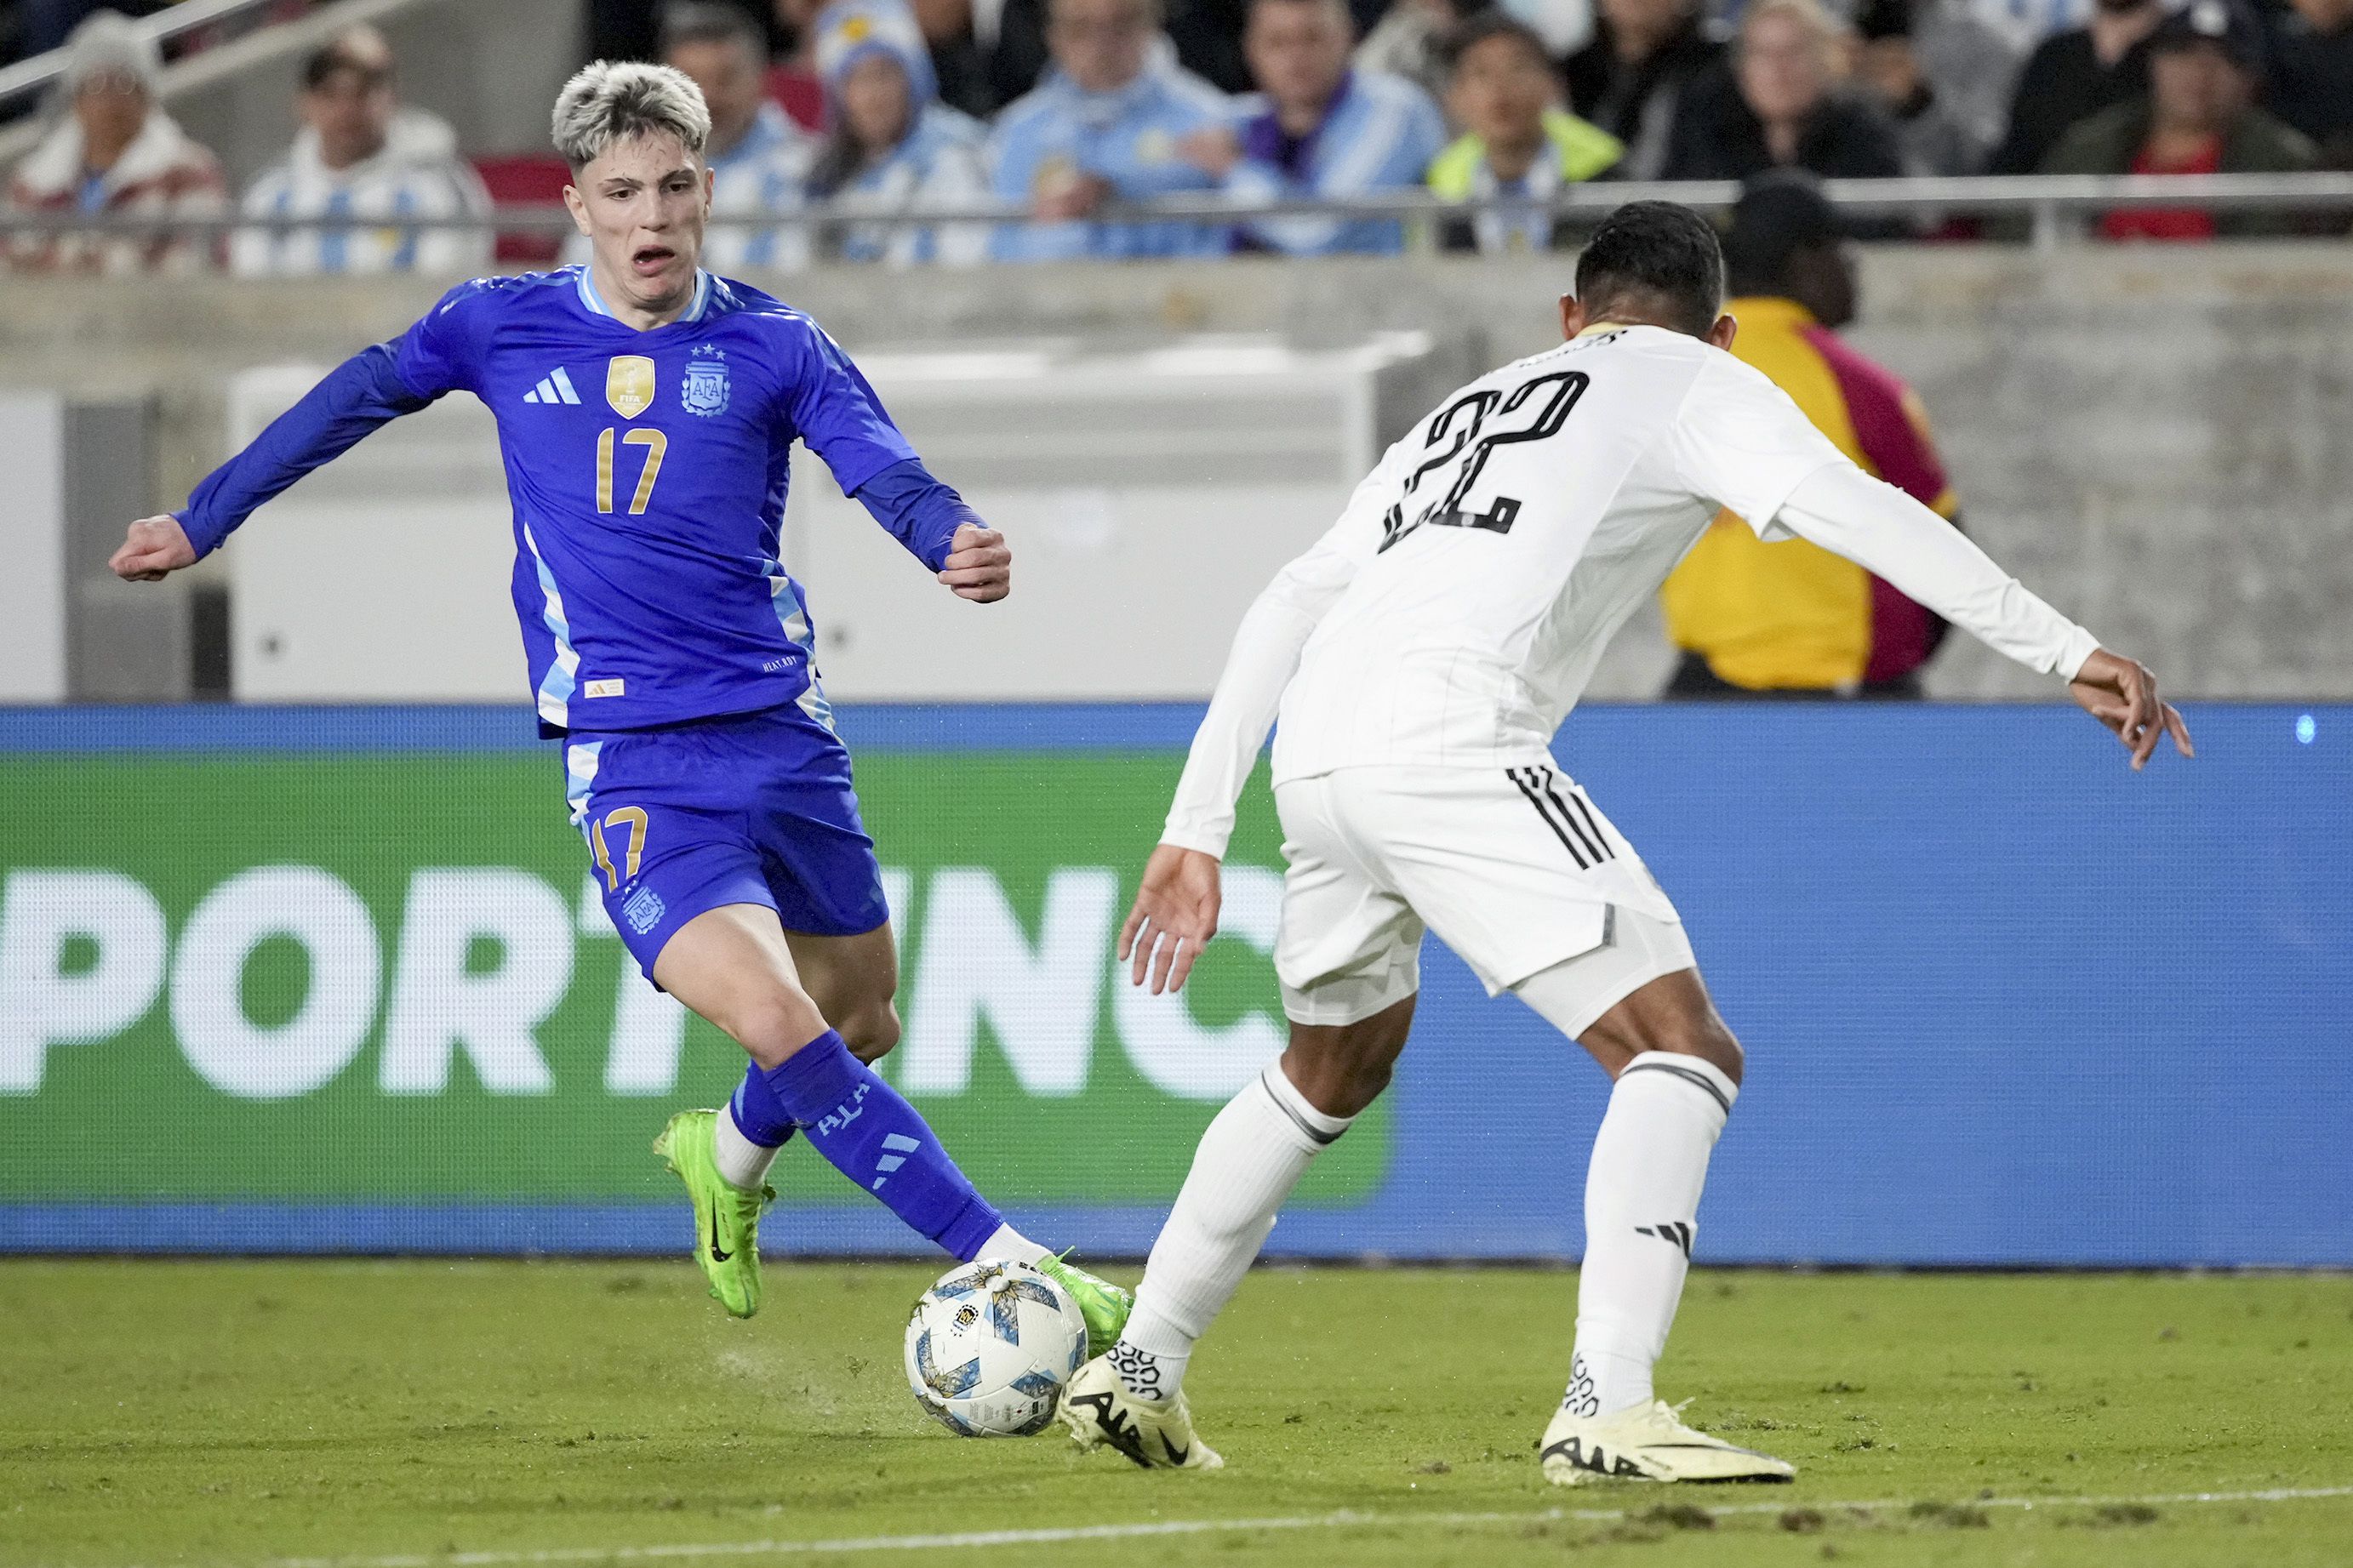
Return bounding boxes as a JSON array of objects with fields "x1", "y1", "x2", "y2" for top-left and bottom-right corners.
[{"x1": 179, "y1": 266, "x2": 979, "y2": 734}]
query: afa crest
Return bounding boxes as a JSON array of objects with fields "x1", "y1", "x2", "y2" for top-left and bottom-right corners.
[
  {"x1": 682, "y1": 345, "x2": 730, "y2": 417},
  {"x1": 605, "y1": 355, "x2": 655, "y2": 419}
]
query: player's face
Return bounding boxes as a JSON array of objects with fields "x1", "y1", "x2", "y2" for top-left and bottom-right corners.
[
  {"x1": 567, "y1": 133, "x2": 711, "y2": 316},
  {"x1": 1245, "y1": 0, "x2": 1352, "y2": 117}
]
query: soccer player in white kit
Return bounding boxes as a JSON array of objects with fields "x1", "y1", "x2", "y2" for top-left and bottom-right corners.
[{"x1": 1059, "y1": 202, "x2": 2193, "y2": 1483}]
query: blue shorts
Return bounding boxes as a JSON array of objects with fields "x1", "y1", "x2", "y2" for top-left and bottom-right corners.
[{"x1": 562, "y1": 705, "x2": 888, "y2": 978}]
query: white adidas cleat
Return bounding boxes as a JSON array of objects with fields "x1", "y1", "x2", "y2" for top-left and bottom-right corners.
[
  {"x1": 1059, "y1": 1356, "x2": 1225, "y2": 1470},
  {"x1": 1539, "y1": 1399, "x2": 1796, "y2": 1487}
]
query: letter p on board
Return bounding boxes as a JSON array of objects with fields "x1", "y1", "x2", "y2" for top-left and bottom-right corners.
[{"x1": 0, "y1": 870, "x2": 168, "y2": 1093}]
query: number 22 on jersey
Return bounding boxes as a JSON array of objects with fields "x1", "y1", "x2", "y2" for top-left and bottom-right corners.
[
  {"x1": 1381, "y1": 370, "x2": 1589, "y2": 553},
  {"x1": 595, "y1": 427, "x2": 667, "y2": 515}
]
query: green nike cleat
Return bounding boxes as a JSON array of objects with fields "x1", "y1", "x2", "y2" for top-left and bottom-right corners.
[
  {"x1": 652, "y1": 1109, "x2": 772, "y2": 1320},
  {"x1": 1035, "y1": 1252, "x2": 1134, "y2": 1359}
]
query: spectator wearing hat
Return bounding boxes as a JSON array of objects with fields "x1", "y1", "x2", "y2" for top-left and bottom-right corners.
[
  {"x1": 1660, "y1": 173, "x2": 1962, "y2": 700},
  {"x1": 2259, "y1": 0, "x2": 2353, "y2": 167},
  {"x1": 231, "y1": 26, "x2": 493, "y2": 278},
  {"x1": 1985, "y1": 0, "x2": 2161, "y2": 174},
  {"x1": 1428, "y1": 15, "x2": 1623, "y2": 254},
  {"x1": 2042, "y1": 0, "x2": 2316, "y2": 239},
  {"x1": 1659, "y1": 0, "x2": 1906, "y2": 185},
  {"x1": 1562, "y1": 0, "x2": 1726, "y2": 181},
  {"x1": 807, "y1": 0, "x2": 992, "y2": 264},
  {"x1": 1852, "y1": 0, "x2": 2022, "y2": 174},
  {"x1": 6, "y1": 10, "x2": 226, "y2": 274},
  {"x1": 1179, "y1": 0, "x2": 1446, "y2": 255},
  {"x1": 986, "y1": 0, "x2": 1234, "y2": 261}
]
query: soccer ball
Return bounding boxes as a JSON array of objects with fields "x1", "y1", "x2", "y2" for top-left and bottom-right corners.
[{"x1": 903, "y1": 1259, "x2": 1088, "y2": 1437}]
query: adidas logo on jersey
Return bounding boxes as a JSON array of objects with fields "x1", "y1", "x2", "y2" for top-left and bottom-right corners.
[{"x1": 523, "y1": 367, "x2": 582, "y2": 405}]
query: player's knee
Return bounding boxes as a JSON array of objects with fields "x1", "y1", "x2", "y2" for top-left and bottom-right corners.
[
  {"x1": 1336, "y1": 1056, "x2": 1394, "y2": 1116},
  {"x1": 722, "y1": 990, "x2": 830, "y2": 1068},
  {"x1": 837, "y1": 1002, "x2": 902, "y2": 1063},
  {"x1": 1645, "y1": 1018, "x2": 1743, "y2": 1089}
]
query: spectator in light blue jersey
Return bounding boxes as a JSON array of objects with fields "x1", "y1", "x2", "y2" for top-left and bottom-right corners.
[
  {"x1": 566, "y1": 3, "x2": 814, "y2": 273},
  {"x1": 807, "y1": 0, "x2": 991, "y2": 265},
  {"x1": 986, "y1": 0, "x2": 1235, "y2": 261},
  {"x1": 1188, "y1": 0, "x2": 1446, "y2": 254},
  {"x1": 233, "y1": 26, "x2": 493, "y2": 279}
]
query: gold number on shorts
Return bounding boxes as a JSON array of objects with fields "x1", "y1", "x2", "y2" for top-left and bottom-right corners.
[{"x1": 591, "y1": 806, "x2": 650, "y2": 891}]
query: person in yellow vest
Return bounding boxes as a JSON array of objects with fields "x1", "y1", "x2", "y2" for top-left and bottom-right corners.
[
  {"x1": 1430, "y1": 15, "x2": 1622, "y2": 254},
  {"x1": 1659, "y1": 171, "x2": 1962, "y2": 698}
]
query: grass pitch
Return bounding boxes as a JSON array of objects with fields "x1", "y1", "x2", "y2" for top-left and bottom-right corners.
[{"x1": 3, "y1": 1261, "x2": 2350, "y2": 1568}]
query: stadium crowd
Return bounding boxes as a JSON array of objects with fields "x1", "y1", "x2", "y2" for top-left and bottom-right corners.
[{"x1": 3, "y1": 0, "x2": 2346, "y2": 271}]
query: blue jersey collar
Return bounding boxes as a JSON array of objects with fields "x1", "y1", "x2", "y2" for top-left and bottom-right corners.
[{"x1": 572, "y1": 265, "x2": 712, "y2": 328}]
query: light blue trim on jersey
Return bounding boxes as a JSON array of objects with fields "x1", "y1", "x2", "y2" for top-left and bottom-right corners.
[
  {"x1": 571, "y1": 266, "x2": 712, "y2": 324},
  {"x1": 768, "y1": 567, "x2": 835, "y2": 732},
  {"x1": 523, "y1": 522, "x2": 580, "y2": 728},
  {"x1": 563, "y1": 738, "x2": 603, "y2": 827},
  {"x1": 573, "y1": 266, "x2": 611, "y2": 317}
]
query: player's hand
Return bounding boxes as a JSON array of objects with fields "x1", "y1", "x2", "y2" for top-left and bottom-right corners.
[
  {"x1": 1120, "y1": 844, "x2": 1222, "y2": 995},
  {"x1": 2069, "y1": 647, "x2": 2193, "y2": 770},
  {"x1": 109, "y1": 516, "x2": 197, "y2": 582},
  {"x1": 939, "y1": 524, "x2": 1010, "y2": 602}
]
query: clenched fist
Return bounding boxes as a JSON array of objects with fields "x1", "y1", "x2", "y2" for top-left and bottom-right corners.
[
  {"x1": 938, "y1": 523, "x2": 1011, "y2": 603},
  {"x1": 110, "y1": 516, "x2": 197, "y2": 582}
]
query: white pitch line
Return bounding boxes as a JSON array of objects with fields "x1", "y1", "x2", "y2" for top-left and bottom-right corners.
[{"x1": 232, "y1": 1484, "x2": 2353, "y2": 1568}]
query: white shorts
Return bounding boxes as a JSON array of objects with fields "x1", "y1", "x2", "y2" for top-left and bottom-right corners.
[{"x1": 1272, "y1": 764, "x2": 1693, "y2": 1029}]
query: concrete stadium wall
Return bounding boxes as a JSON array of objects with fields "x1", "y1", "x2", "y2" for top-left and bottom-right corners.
[{"x1": 3, "y1": 242, "x2": 2348, "y2": 699}]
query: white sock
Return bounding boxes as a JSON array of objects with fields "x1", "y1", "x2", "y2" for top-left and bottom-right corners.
[
  {"x1": 1114, "y1": 1064, "x2": 1351, "y2": 1400},
  {"x1": 973, "y1": 1223, "x2": 1051, "y2": 1268},
  {"x1": 1568, "y1": 1052, "x2": 1736, "y2": 1419},
  {"x1": 713, "y1": 1102, "x2": 781, "y2": 1190}
]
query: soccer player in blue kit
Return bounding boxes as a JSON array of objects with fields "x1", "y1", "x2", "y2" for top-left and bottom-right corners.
[{"x1": 108, "y1": 60, "x2": 1134, "y2": 1349}]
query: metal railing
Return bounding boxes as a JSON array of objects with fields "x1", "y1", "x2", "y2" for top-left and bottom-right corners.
[
  {"x1": 5, "y1": 172, "x2": 2351, "y2": 253},
  {"x1": 0, "y1": 0, "x2": 299, "y2": 111}
]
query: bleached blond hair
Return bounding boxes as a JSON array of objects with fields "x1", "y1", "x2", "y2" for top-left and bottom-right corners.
[{"x1": 551, "y1": 60, "x2": 711, "y2": 172}]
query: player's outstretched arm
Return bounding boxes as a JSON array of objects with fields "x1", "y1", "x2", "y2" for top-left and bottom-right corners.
[
  {"x1": 2066, "y1": 648, "x2": 2195, "y2": 771},
  {"x1": 111, "y1": 342, "x2": 437, "y2": 581},
  {"x1": 1120, "y1": 844, "x2": 1223, "y2": 995},
  {"x1": 1767, "y1": 463, "x2": 2191, "y2": 769}
]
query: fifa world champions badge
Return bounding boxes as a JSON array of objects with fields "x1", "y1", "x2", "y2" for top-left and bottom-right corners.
[
  {"x1": 682, "y1": 345, "x2": 730, "y2": 418},
  {"x1": 604, "y1": 355, "x2": 655, "y2": 419}
]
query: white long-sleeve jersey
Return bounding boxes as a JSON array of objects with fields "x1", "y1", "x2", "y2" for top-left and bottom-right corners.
[{"x1": 1163, "y1": 322, "x2": 2101, "y2": 859}]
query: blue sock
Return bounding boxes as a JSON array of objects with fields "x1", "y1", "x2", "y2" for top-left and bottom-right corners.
[
  {"x1": 763, "y1": 1030, "x2": 1004, "y2": 1261},
  {"x1": 729, "y1": 1061, "x2": 797, "y2": 1149}
]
